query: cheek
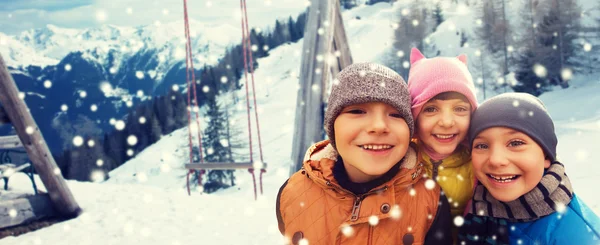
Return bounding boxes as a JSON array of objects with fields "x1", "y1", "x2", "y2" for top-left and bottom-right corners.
[{"x1": 456, "y1": 116, "x2": 471, "y2": 131}]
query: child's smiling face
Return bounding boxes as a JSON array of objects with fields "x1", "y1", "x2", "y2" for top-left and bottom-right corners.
[
  {"x1": 416, "y1": 92, "x2": 471, "y2": 155},
  {"x1": 471, "y1": 127, "x2": 551, "y2": 202},
  {"x1": 334, "y1": 102, "x2": 410, "y2": 183}
]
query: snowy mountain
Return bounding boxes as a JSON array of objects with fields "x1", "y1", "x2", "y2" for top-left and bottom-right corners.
[
  {"x1": 1, "y1": 1, "x2": 599, "y2": 244},
  {"x1": 4, "y1": 20, "x2": 241, "y2": 71}
]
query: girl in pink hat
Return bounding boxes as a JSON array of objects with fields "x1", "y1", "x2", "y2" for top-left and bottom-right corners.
[{"x1": 407, "y1": 48, "x2": 479, "y2": 226}]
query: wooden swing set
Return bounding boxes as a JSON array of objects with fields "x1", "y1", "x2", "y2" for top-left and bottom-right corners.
[
  {"x1": 181, "y1": 0, "x2": 354, "y2": 198},
  {"x1": 181, "y1": 0, "x2": 267, "y2": 200}
]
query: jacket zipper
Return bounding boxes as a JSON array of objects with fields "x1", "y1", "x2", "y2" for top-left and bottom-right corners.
[
  {"x1": 367, "y1": 225, "x2": 373, "y2": 245},
  {"x1": 349, "y1": 186, "x2": 388, "y2": 221}
]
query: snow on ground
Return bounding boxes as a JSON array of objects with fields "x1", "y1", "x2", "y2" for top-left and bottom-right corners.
[{"x1": 1, "y1": 2, "x2": 600, "y2": 244}]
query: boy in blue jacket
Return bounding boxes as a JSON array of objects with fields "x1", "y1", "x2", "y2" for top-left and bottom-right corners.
[{"x1": 458, "y1": 92, "x2": 600, "y2": 244}]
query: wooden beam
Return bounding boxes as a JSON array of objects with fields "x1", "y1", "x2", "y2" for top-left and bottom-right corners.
[
  {"x1": 0, "y1": 105, "x2": 8, "y2": 125},
  {"x1": 0, "y1": 53, "x2": 81, "y2": 218},
  {"x1": 331, "y1": 0, "x2": 353, "y2": 77},
  {"x1": 290, "y1": 0, "x2": 353, "y2": 175},
  {"x1": 0, "y1": 135, "x2": 23, "y2": 150},
  {"x1": 290, "y1": 0, "x2": 334, "y2": 175},
  {"x1": 185, "y1": 162, "x2": 262, "y2": 170},
  {"x1": 0, "y1": 194, "x2": 58, "y2": 229}
]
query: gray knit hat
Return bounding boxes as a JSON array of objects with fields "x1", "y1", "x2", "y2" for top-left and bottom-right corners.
[
  {"x1": 324, "y1": 62, "x2": 414, "y2": 149},
  {"x1": 469, "y1": 92, "x2": 557, "y2": 161}
]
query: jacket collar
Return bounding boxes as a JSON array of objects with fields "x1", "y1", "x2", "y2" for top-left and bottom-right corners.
[{"x1": 301, "y1": 140, "x2": 422, "y2": 195}]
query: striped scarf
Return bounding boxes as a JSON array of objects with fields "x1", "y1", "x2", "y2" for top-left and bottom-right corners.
[{"x1": 459, "y1": 161, "x2": 574, "y2": 244}]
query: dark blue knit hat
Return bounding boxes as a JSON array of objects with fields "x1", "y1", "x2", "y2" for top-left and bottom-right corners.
[{"x1": 469, "y1": 92, "x2": 558, "y2": 161}]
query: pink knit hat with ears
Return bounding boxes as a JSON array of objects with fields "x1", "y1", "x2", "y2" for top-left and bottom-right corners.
[{"x1": 407, "y1": 48, "x2": 478, "y2": 120}]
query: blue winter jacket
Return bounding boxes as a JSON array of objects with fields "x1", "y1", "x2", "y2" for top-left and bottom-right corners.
[{"x1": 510, "y1": 194, "x2": 600, "y2": 245}]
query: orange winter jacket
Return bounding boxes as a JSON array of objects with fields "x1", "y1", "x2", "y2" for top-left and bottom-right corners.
[{"x1": 276, "y1": 140, "x2": 444, "y2": 245}]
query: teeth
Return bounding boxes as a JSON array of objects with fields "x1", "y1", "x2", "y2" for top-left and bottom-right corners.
[
  {"x1": 435, "y1": 134, "x2": 454, "y2": 139},
  {"x1": 361, "y1": 144, "x2": 392, "y2": 150},
  {"x1": 489, "y1": 174, "x2": 517, "y2": 182}
]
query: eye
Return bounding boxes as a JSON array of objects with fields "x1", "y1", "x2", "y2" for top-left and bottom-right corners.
[
  {"x1": 473, "y1": 143, "x2": 488, "y2": 150},
  {"x1": 345, "y1": 109, "x2": 365, "y2": 114},
  {"x1": 390, "y1": 113, "x2": 403, "y2": 118},
  {"x1": 455, "y1": 106, "x2": 469, "y2": 112},
  {"x1": 422, "y1": 106, "x2": 437, "y2": 113},
  {"x1": 508, "y1": 140, "x2": 525, "y2": 147}
]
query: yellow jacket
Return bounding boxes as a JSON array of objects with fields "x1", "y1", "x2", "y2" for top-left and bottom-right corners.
[{"x1": 413, "y1": 140, "x2": 475, "y2": 218}]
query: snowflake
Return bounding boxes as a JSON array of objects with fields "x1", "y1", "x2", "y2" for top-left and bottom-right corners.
[
  {"x1": 44, "y1": 80, "x2": 52, "y2": 88},
  {"x1": 96, "y1": 159, "x2": 104, "y2": 167},
  {"x1": 64, "y1": 64, "x2": 72, "y2": 71},
  {"x1": 135, "y1": 71, "x2": 145, "y2": 79},
  {"x1": 425, "y1": 179, "x2": 436, "y2": 190},
  {"x1": 533, "y1": 64, "x2": 547, "y2": 78},
  {"x1": 73, "y1": 136, "x2": 84, "y2": 147},
  {"x1": 90, "y1": 170, "x2": 106, "y2": 183},
  {"x1": 127, "y1": 135, "x2": 138, "y2": 146},
  {"x1": 96, "y1": 10, "x2": 107, "y2": 22},
  {"x1": 8, "y1": 209, "x2": 17, "y2": 218},
  {"x1": 127, "y1": 149, "x2": 134, "y2": 156},
  {"x1": 87, "y1": 139, "x2": 95, "y2": 147},
  {"x1": 368, "y1": 215, "x2": 379, "y2": 226},
  {"x1": 561, "y1": 68, "x2": 573, "y2": 81},
  {"x1": 202, "y1": 86, "x2": 210, "y2": 93},
  {"x1": 53, "y1": 167, "x2": 61, "y2": 175},
  {"x1": 409, "y1": 188, "x2": 416, "y2": 196},
  {"x1": 341, "y1": 224, "x2": 354, "y2": 237},
  {"x1": 299, "y1": 239, "x2": 309, "y2": 245},
  {"x1": 160, "y1": 163, "x2": 171, "y2": 173},
  {"x1": 115, "y1": 120, "x2": 126, "y2": 130},
  {"x1": 311, "y1": 84, "x2": 320, "y2": 92},
  {"x1": 390, "y1": 205, "x2": 402, "y2": 219},
  {"x1": 583, "y1": 43, "x2": 592, "y2": 52},
  {"x1": 402, "y1": 61, "x2": 410, "y2": 69},
  {"x1": 25, "y1": 126, "x2": 35, "y2": 134}
]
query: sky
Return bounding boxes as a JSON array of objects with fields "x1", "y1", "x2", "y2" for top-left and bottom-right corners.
[{"x1": 0, "y1": 0, "x2": 308, "y2": 35}]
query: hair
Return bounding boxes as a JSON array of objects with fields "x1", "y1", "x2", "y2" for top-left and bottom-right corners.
[{"x1": 430, "y1": 91, "x2": 469, "y2": 102}]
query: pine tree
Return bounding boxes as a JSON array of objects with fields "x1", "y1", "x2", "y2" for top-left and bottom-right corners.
[
  {"x1": 198, "y1": 89, "x2": 234, "y2": 193},
  {"x1": 387, "y1": 1, "x2": 432, "y2": 80},
  {"x1": 432, "y1": 2, "x2": 444, "y2": 32},
  {"x1": 513, "y1": 0, "x2": 581, "y2": 94},
  {"x1": 474, "y1": 0, "x2": 513, "y2": 92}
]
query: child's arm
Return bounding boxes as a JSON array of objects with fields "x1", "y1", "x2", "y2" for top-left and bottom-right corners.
[
  {"x1": 276, "y1": 179, "x2": 289, "y2": 235},
  {"x1": 424, "y1": 192, "x2": 453, "y2": 245}
]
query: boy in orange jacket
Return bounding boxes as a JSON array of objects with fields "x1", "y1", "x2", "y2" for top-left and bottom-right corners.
[{"x1": 276, "y1": 63, "x2": 452, "y2": 245}]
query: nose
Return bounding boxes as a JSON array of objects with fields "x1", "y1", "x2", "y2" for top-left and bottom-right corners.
[
  {"x1": 368, "y1": 113, "x2": 389, "y2": 134},
  {"x1": 437, "y1": 110, "x2": 455, "y2": 127},
  {"x1": 488, "y1": 145, "x2": 509, "y2": 168}
]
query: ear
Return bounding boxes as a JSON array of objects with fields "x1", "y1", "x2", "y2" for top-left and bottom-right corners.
[
  {"x1": 544, "y1": 158, "x2": 551, "y2": 168},
  {"x1": 410, "y1": 48, "x2": 426, "y2": 65},
  {"x1": 457, "y1": 54, "x2": 468, "y2": 65}
]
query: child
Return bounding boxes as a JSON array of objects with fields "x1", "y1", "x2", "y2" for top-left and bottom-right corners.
[
  {"x1": 459, "y1": 92, "x2": 600, "y2": 244},
  {"x1": 407, "y1": 48, "x2": 479, "y2": 220},
  {"x1": 277, "y1": 63, "x2": 452, "y2": 245}
]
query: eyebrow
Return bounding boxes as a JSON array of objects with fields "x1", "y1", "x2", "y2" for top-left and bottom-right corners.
[{"x1": 474, "y1": 129, "x2": 523, "y2": 140}]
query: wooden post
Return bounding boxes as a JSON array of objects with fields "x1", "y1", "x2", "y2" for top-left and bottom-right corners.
[
  {"x1": 0, "y1": 53, "x2": 81, "y2": 218},
  {"x1": 290, "y1": 0, "x2": 353, "y2": 175}
]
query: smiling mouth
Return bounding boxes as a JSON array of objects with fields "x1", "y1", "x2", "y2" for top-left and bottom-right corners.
[
  {"x1": 487, "y1": 174, "x2": 521, "y2": 183},
  {"x1": 358, "y1": 144, "x2": 394, "y2": 151},
  {"x1": 433, "y1": 134, "x2": 457, "y2": 139}
]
